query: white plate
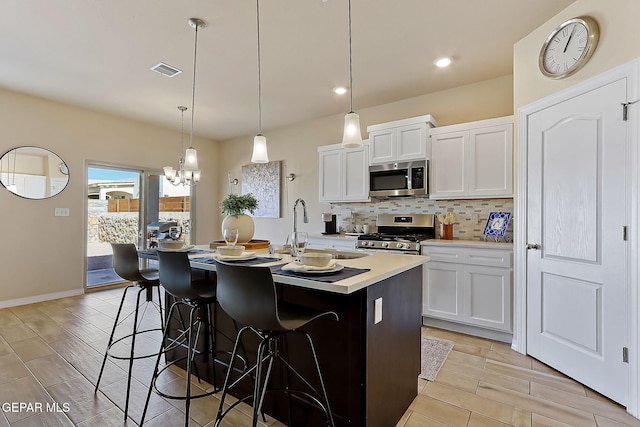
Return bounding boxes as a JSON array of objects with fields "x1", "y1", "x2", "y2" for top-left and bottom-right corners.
[
  {"x1": 159, "y1": 245, "x2": 195, "y2": 252},
  {"x1": 285, "y1": 263, "x2": 344, "y2": 275},
  {"x1": 213, "y1": 251, "x2": 256, "y2": 261}
]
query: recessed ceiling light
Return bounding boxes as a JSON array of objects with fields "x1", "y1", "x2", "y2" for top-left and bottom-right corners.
[
  {"x1": 434, "y1": 57, "x2": 452, "y2": 68},
  {"x1": 334, "y1": 87, "x2": 347, "y2": 95}
]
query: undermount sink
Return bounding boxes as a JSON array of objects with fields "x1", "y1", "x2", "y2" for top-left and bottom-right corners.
[{"x1": 304, "y1": 248, "x2": 371, "y2": 259}]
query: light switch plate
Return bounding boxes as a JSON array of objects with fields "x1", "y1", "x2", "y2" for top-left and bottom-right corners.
[
  {"x1": 54, "y1": 208, "x2": 70, "y2": 217},
  {"x1": 374, "y1": 297, "x2": 383, "y2": 324}
]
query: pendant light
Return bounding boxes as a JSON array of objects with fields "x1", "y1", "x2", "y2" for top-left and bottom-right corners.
[
  {"x1": 7, "y1": 148, "x2": 17, "y2": 193},
  {"x1": 1, "y1": 148, "x2": 17, "y2": 193},
  {"x1": 251, "y1": 0, "x2": 269, "y2": 163},
  {"x1": 341, "y1": 0, "x2": 363, "y2": 148},
  {"x1": 164, "y1": 18, "x2": 204, "y2": 186}
]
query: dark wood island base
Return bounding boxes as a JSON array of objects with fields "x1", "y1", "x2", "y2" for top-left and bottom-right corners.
[{"x1": 166, "y1": 265, "x2": 423, "y2": 427}]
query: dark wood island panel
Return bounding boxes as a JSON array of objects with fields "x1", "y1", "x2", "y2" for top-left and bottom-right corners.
[{"x1": 166, "y1": 265, "x2": 422, "y2": 427}]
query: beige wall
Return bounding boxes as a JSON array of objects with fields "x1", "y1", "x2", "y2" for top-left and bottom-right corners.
[
  {"x1": 0, "y1": 88, "x2": 219, "y2": 306},
  {"x1": 514, "y1": 0, "x2": 640, "y2": 111},
  {"x1": 218, "y1": 75, "x2": 514, "y2": 245},
  {"x1": 2, "y1": 0, "x2": 635, "y2": 308}
]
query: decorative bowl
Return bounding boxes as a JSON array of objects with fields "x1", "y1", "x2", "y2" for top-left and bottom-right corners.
[
  {"x1": 217, "y1": 245, "x2": 245, "y2": 256},
  {"x1": 158, "y1": 239, "x2": 185, "y2": 250},
  {"x1": 299, "y1": 252, "x2": 333, "y2": 268}
]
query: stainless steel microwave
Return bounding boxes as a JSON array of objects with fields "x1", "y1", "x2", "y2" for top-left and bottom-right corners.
[{"x1": 369, "y1": 160, "x2": 427, "y2": 197}]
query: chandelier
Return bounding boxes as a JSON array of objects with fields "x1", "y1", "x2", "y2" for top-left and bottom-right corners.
[{"x1": 164, "y1": 18, "x2": 205, "y2": 186}]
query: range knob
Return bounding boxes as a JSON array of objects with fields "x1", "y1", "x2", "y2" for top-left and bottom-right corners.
[
  {"x1": 396, "y1": 242, "x2": 405, "y2": 249},
  {"x1": 381, "y1": 242, "x2": 389, "y2": 248}
]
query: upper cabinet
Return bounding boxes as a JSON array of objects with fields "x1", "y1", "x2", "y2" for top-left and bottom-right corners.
[
  {"x1": 318, "y1": 142, "x2": 370, "y2": 203},
  {"x1": 429, "y1": 116, "x2": 513, "y2": 199},
  {"x1": 367, "y1": 115, "x2": 438, "y2": 165}
]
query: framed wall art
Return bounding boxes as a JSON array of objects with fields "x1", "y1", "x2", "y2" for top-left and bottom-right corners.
[
  {"x1": 483, "y1": 211, "x2": 511, "y2": 240},
  {"x1": 241, "y1": 160, "x2": 281, "y2": 218}
]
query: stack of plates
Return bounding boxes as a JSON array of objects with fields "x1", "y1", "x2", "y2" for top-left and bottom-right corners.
[
  {"x1": 282, "y1": 261, "x2": 344, "y2": 275},
  {"x1": 213, "y1": 251, "x2": 256, "y2": 261},
  {"x1": 159, "y1": 245, "x2": 195, "y2": 252}
]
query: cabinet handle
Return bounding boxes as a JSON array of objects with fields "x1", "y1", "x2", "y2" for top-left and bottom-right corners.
[{"x1": 526, "y1": 243, "x2": 541, "y2": 250}]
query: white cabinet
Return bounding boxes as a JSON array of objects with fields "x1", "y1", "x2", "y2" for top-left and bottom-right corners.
[
  {"x1": 318, "y1": 143, "x2": 369, "y2": 203},
  {"x1": 307, "y1": 235, "x2": 357, "y2": 250},
  {"x1": 429, "y1": 116, "x2": 513, "y2": 199},
  {"x1": 421, "y1": 244, "x2": 513, "y2": 332},
  {"x1": 1, "y1": 172, "x2": 46, "y2": 198},
  {"x1": 367, "y1": 115, "x2": 437, "y2": 165}
]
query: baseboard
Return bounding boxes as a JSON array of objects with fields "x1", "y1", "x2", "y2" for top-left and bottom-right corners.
[
  {"x1": 422, "y1": 316, "x2": 513, "y2": 343},
  {"x1": 0, "y1": 288, "x2": 84, "y2": 309}
]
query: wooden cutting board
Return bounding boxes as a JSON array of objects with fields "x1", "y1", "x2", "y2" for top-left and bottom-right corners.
[{"x1": 209, "y1": 239, "x2": 270, "y2": 250}]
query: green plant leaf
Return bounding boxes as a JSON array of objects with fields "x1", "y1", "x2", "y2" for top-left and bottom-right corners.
[{"x1": 220, "y1": 193, "x2": 258, "y2": 217}]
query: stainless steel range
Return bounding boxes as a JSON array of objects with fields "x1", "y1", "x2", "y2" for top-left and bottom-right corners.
[{"x1": 356, "y1": 213, "x2": 435, "y2": 254}]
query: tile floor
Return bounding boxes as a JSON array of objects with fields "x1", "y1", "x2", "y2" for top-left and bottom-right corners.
[{"x1": 0, "y1": 286, "x2": 638, "y2": 426}]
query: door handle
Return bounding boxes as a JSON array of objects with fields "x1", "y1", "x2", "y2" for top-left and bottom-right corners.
[{"x1": 526, "y1": 243, "x2": 541, "y2": 250}]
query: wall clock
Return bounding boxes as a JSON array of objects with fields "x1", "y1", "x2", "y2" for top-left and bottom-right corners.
[
  {"x1": 58, "y1": 162, "x2": 69, "y2": 175},
  {"x1": 539, "y1": 16, "x2": 599, "y2": 79}
]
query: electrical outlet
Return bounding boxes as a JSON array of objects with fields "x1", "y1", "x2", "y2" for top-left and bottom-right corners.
[
  {"x1": 54, "y1": 208, "x2": 70, "y2": 217},
  {"x1": 374, "y1": 298, "x2": 383, "y2": 324}
]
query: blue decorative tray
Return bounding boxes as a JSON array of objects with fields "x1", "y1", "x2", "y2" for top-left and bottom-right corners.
[{"x1": 483, "y1": 212, "x2": 511, "y2": 238}]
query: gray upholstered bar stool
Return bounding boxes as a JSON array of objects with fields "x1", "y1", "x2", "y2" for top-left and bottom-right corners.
[
  {"x1": 95, "y1": 242, "x2": 165, "y2": 421},
  {"x1": 214, "y1": 260, "x2": 338, "y2": 427},
  {"x1": 140, "y1": 249, "x2": 219, "y2": 427}
]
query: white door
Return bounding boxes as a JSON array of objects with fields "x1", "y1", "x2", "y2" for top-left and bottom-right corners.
[
  {"x1": 468, "y1": 124, "x2": 513, "y2": 197},
  {"x1": 430, "y1": 130, "x2": 467, "y2": 197},
  {"x1": 526, "y1": 78, "x2": 628, "y2": 404},
  {"x1": 342, "y1": 145, "x2": 369, "y2": 201},
  {"x1": 368, "y1": 129, "x2": 395, "y2": 165},
  {"x1": 318, "y1": 149, "x2": 342, "y2": 202},
  {"x1": 396, "y1": 123, "x2": 427, "y2": 161}
]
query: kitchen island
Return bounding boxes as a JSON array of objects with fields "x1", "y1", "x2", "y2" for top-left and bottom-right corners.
[{"x1": 155, "y1": 248, "x2": 427, "y2": 427}]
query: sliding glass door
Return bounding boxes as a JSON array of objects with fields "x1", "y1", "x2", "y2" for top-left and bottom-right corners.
[{"x1": 85, "y1": 164, "x2": 192, "y2": 288}]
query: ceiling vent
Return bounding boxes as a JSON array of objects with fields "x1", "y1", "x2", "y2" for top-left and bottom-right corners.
[{"x1": 150, "y1": 62, "x2": 182, "y2": 78}]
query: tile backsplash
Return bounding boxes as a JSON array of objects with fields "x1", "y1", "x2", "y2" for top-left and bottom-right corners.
[{"x1": 330, "y1": 197, "x2": 514, "y2": 242}]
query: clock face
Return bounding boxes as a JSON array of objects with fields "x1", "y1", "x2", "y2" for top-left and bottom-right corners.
[
  {"x1": 58, "y1": 162, "x2": 69, "y2": 175},
  {"x1": 539, "y1": 17, "x2": 599, "y2": 79}
]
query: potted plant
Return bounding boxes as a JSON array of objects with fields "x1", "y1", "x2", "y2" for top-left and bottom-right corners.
[{"x1": 220, "y1": 193, "x2": 258, "y2": 243}]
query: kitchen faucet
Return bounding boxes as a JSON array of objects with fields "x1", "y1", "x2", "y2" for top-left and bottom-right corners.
[{"x1": 293, "y1": 198, "x2": 309, "y2": 236}]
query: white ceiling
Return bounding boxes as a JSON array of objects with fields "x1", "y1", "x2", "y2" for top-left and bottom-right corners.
[{"x1": 0, "y1": 0, "x2": 574, "y2": 141}]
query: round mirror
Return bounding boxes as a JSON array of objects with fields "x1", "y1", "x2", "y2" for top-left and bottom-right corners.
[{"x1": 0, "y1": 146, "x2": 69, "y2": 199}]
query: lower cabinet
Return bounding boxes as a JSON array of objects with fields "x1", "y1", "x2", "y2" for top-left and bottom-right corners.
[{"x1": 421, "y1": 244, "x2": 513, "y2": 333}]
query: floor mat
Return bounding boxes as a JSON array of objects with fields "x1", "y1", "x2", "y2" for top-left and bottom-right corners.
[{"x1": 420, "y1": 337, "x2": 454, "y2": 381}]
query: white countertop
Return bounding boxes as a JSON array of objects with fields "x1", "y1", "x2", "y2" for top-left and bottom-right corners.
[
  {"x1": 421, "y1": 239, "x2": 513, "y2": 250},
  {"x1": 188, "y1": 246, "x2": 428, "y2": 295}
]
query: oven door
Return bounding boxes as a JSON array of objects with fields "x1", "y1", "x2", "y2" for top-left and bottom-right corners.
[{"x1": 358, "y1": 246, "x2": 421, "y2": 255}]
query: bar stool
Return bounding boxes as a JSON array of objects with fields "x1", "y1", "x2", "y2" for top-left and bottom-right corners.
[
  {"x1": 213, "y1": 260, "x2": 338, "y2": 427},
  {"x1": 95, "y1": 242, "x2": 165, "y2": 421},
  {"x1": 140, "y1": 250, "x2": 219, "y2": 427}
]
